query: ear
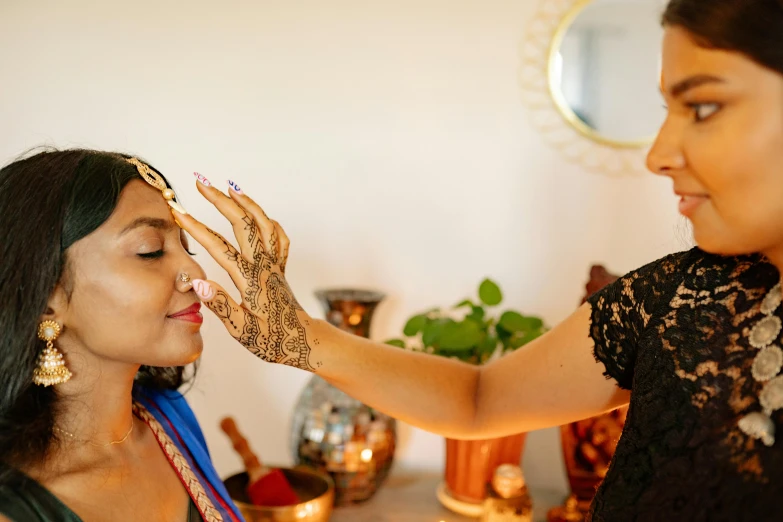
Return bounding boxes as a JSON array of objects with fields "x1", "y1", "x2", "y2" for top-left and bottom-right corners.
[{"x1": 39, "y1": 284, "x2": 70, "y2": 326}]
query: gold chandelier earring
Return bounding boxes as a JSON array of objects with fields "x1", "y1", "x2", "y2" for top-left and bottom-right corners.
[{"x1": 33, "y1": 320, "x2": 72, "y2": 387}]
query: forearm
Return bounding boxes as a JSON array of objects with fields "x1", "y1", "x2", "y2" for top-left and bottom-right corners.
[{"x1": 306, "y1": 319, "x2": 481, "y2": 439}]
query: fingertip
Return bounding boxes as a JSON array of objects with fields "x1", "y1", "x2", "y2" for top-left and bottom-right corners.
[
  {"x1": 192, "y1": 279, "x2": 216, "y2": 301},
  {"x1": 169, "y1": 206, "x2": 191, "y2": 226},
  {"x1": 167, "y1": 200, "x2": 188, "y2": 215},
  {"x1": 227, "y1": 179, "x2": 244, "y2": 196},
  {"x1": 193, "y1": 172, "x2": 212, "y2": 188}
]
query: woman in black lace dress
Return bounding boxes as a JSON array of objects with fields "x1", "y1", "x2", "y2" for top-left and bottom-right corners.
[{"x1": 159, "y1": 1, "x2": 783, "y2": 521}]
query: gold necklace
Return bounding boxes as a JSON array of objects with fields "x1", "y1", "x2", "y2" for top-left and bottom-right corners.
[
  {"x1": 738, "y1": 282, "x2": 783, "y2": 446},
  {"x1": 54, "y1": 421, "x2": 135, "y2": 448}
]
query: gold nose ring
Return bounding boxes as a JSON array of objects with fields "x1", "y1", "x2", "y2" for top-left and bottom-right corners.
[{"x1": 179, "y1": 273, "x2": 191, "y2": 283}]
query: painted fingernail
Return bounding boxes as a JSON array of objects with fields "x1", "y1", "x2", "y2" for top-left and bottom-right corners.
[
  {"x1": 193, "y1": 172, "x2": 212, "y2": 187},
  {"x1": 167, "y1": 200, "x2": 188, "y2": 215},
  {"x1": 227, "y1": 180, "x2": 243, "y2": 195},
  {"x1": 192, "y1": 279, "x2": 215, "y2": 301}
]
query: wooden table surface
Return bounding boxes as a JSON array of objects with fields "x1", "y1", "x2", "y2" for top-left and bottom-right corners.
[{"x1": 330, "y1": 470, "x2": 564, "y2": 522}]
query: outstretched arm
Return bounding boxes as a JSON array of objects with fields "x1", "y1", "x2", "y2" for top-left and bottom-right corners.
[
  {"x1": 308, "y1": 302, "x2": 627, "y2": 439},
  {"x1": 175, "y1": 182, "x2": 628, "y2": 439}
]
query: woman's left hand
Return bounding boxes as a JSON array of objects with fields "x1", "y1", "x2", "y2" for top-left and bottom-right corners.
[{"x1": 171, "y1": 178, "x2": 320, "y2": 373}]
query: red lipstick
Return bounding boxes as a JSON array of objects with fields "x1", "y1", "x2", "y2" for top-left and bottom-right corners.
[{"x1": 169, "y1": 303, "x2": 203, "y2": 324}]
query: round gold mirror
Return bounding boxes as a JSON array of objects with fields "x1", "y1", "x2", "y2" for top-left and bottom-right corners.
[{"x1": 548, "y1": 0, "x2": 665, "y2": 148}]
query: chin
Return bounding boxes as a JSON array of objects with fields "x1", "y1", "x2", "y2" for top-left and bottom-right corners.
[
  {"x1": 177, "y1": 343, "x2": 204, "y2": 365},
  {"x1": 148, "y1": 340, "x2": 204, "y2": 367},
  {"x1": 183, "y1": 347, "x2": 204, "y2": 365}
]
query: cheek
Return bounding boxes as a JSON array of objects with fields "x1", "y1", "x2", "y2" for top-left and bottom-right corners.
[
  {"x1": 68, "y1": 266, "x2": 172, "y2": 350},
  {"x1": 718, "y1": 123, "x2": 783, "y2": 217},
  {"x1": 689, "y1": 109, "x2": 783, "y2": 249}
]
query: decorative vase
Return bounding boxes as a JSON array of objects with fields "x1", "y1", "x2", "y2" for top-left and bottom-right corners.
[
  {"x1": 290, "y1": 289, "x2": 396, "y2": 506},
  {"x1": 438, "y1": 433, "x2": 528, "y2": 514},
  {"x1": 547, "y1": 407, "x2": 628, "y2": 521}
]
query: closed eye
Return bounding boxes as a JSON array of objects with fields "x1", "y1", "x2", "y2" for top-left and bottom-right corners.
[
  {"x1": 138, "y1": 249, "x2": 196, "y2": 259},
  {"x1": 138, "y1": 250, "x2": 164, "y2": 259}
]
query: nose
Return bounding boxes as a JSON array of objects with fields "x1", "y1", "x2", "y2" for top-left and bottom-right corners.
[
  {"x1": 176, "y1": 254, "x2": 207, "y2": 292},
  {"x1": 646, "y1": 116, "x2": 686, "y2": 177}
]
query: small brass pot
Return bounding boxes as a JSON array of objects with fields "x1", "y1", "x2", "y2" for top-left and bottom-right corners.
[{"x1": 223, "y1": 467, "x2": 335, "y2": 522}]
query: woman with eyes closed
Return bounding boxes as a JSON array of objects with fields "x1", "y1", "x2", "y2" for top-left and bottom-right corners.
[
  {"x1": 0, "y1": 151, "x2": 243, "y2": 521},
  {"x1": 162, "y1": 1, "x2": 783, "y2": 521}
]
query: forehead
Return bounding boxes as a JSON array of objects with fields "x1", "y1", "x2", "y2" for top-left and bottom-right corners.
[
  {"x1": 660, "y1": 26, "x2": 762, "y2": 91},
  {"x1": 102, "y1": 180, "x2": 175, "y2": 232}
]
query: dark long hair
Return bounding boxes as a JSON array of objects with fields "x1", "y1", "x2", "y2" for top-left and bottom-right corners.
[
  {"x1": 663, "y1": 0, "x2": 783, "y2": 76},
  {"x1": 0, "y1": 148, "x2": 194, "y2": 484}
]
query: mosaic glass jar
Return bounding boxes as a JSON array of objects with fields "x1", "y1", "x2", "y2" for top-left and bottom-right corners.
[{"x1": 290, "y1": 289, "x2": 396, "y2": 506}]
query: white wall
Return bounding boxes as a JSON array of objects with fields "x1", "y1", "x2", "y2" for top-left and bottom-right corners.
[{"x1": 0, "y1": 0, "x2": 685, "y2": 495}]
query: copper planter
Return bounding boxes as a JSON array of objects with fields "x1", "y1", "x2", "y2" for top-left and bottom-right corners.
[{"x1": 444, "y1": 433, "x2": 527, "y2": 504}]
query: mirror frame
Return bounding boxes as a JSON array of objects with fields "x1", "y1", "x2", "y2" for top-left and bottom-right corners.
[
  {"x1": 547, "y1": 0, "x2": 659, "y2": 149},
  {"x1": 520, "y1": 0, "x2": 658, "y2": 176}
]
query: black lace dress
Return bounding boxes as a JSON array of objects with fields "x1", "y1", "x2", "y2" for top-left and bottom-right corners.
[{"x1": 586, "y1": 247, "x2": 783, "y2": 522}]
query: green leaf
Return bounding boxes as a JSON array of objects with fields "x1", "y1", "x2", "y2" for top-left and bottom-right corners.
[
  {"x1": 521, "y1": 317, "x2": 544, "y2": 331},
  {"x1": 498, "y1": 311, "x2": 526, "y2": 332},
  {"x1": 385, "y1": 339, "x2": 406, "y2": 348},
  {"x1": 454, "y1": 299, "x2": 475, "y2": 310},
  {"x1": 439, "y1": 320, "x2": 482, "y2": 351},
  {"x1": 422, "y1": 319, "x2": 447, "y2": 347},
  {"x1": 403, "y1": 314, "x2": 429, "y2": 336},
  {"x1": 496, "y1": 321, "x2": 512, "y2": 339},
  {"x1": 508, "y1": 330, "x2": 543, "y2": 349},
  {"x1": 508, "y1": 333, "x2": 527, "y2": 349},
  {"x1": 479, "y1": 335, "x2": 498, "y2": 354},
  {"x1": 467, "y1": 305, "x2": 486, "y2": 323},
  {"x1": 499, "y1": 312, "x2": 545, "y2": 333},
  {"x1": 479, "y1": 279, "x2": 502, "y2": 306}
]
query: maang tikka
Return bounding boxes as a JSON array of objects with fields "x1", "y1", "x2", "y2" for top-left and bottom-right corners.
[
  {"x1": 125, "y1": 157, "x2": 187, "y2": 215},
  {"x1": 33, "y1": 320, "x2": 72, "y2": 387}
]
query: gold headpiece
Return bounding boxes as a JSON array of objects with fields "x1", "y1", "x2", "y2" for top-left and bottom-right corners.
[{"x1": 125, "y1": 157, "x2": 187, "y2": 215}]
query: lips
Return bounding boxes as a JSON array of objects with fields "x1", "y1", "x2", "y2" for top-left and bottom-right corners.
[
  {"x1": 677, "y1": 194, "x2": 709, "y2": 217},
  {"x1": 168, "y1": 303, "x2": 203, "y2": 324}
]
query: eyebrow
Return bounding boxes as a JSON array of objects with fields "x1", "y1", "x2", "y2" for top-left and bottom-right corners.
[
  {"x1": 664, "y1": 74, "x2": 726, "y2": 98},
  {"x1": 119, "y1": 217, "x2": 175, "y2": 236}
]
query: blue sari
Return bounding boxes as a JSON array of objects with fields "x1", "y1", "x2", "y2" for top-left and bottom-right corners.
[{"x1": 133, "y1": 386, "x2": 245, "y2": 522}]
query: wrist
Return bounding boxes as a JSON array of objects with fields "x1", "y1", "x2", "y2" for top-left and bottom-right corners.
[
  {"x1": 302, "y1": 317, "x2": 337, "y2": 373},
  {"x1": 303, "y1": 317, "x2": 330, "y2": 373}
]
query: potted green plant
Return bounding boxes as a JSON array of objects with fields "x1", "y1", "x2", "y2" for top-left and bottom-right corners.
[{"x1": 386, "y1": 279, "x2": 547, "y2": 512}]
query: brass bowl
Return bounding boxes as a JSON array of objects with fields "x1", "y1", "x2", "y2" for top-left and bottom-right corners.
[{"x1": 223, "y1": 467, "x2": 335, "y2": 522}]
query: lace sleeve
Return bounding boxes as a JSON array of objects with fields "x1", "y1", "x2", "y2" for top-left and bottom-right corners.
[{"x1": 586, "y1": 253, "x2": 683, "y2": 390}]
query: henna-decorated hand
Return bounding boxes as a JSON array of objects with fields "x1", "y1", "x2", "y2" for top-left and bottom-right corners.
[{"x1": 172, "y1": 176, "x2": 319, "y2": 372}]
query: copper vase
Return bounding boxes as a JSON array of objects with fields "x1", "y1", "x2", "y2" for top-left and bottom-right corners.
[{"x1": 444, "y1": 433, "x2": 527, "y2": 504}]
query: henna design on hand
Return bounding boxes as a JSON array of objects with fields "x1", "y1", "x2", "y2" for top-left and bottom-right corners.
[
  {"x1": 210, "y1": 290, "x2": 239, "y2": 331},
  {"x1": 268, "y1": 228, "x2": 279, "y2": 265},
  {"x1": 203, "y1": 218, "x2": 317, "y2": 371},
  {"x1": 266, "y1": 273, "x2": 314, "y2": 370},
  {"x1": 207, "y1": 226, "x2": 263, "y2": 312}
]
